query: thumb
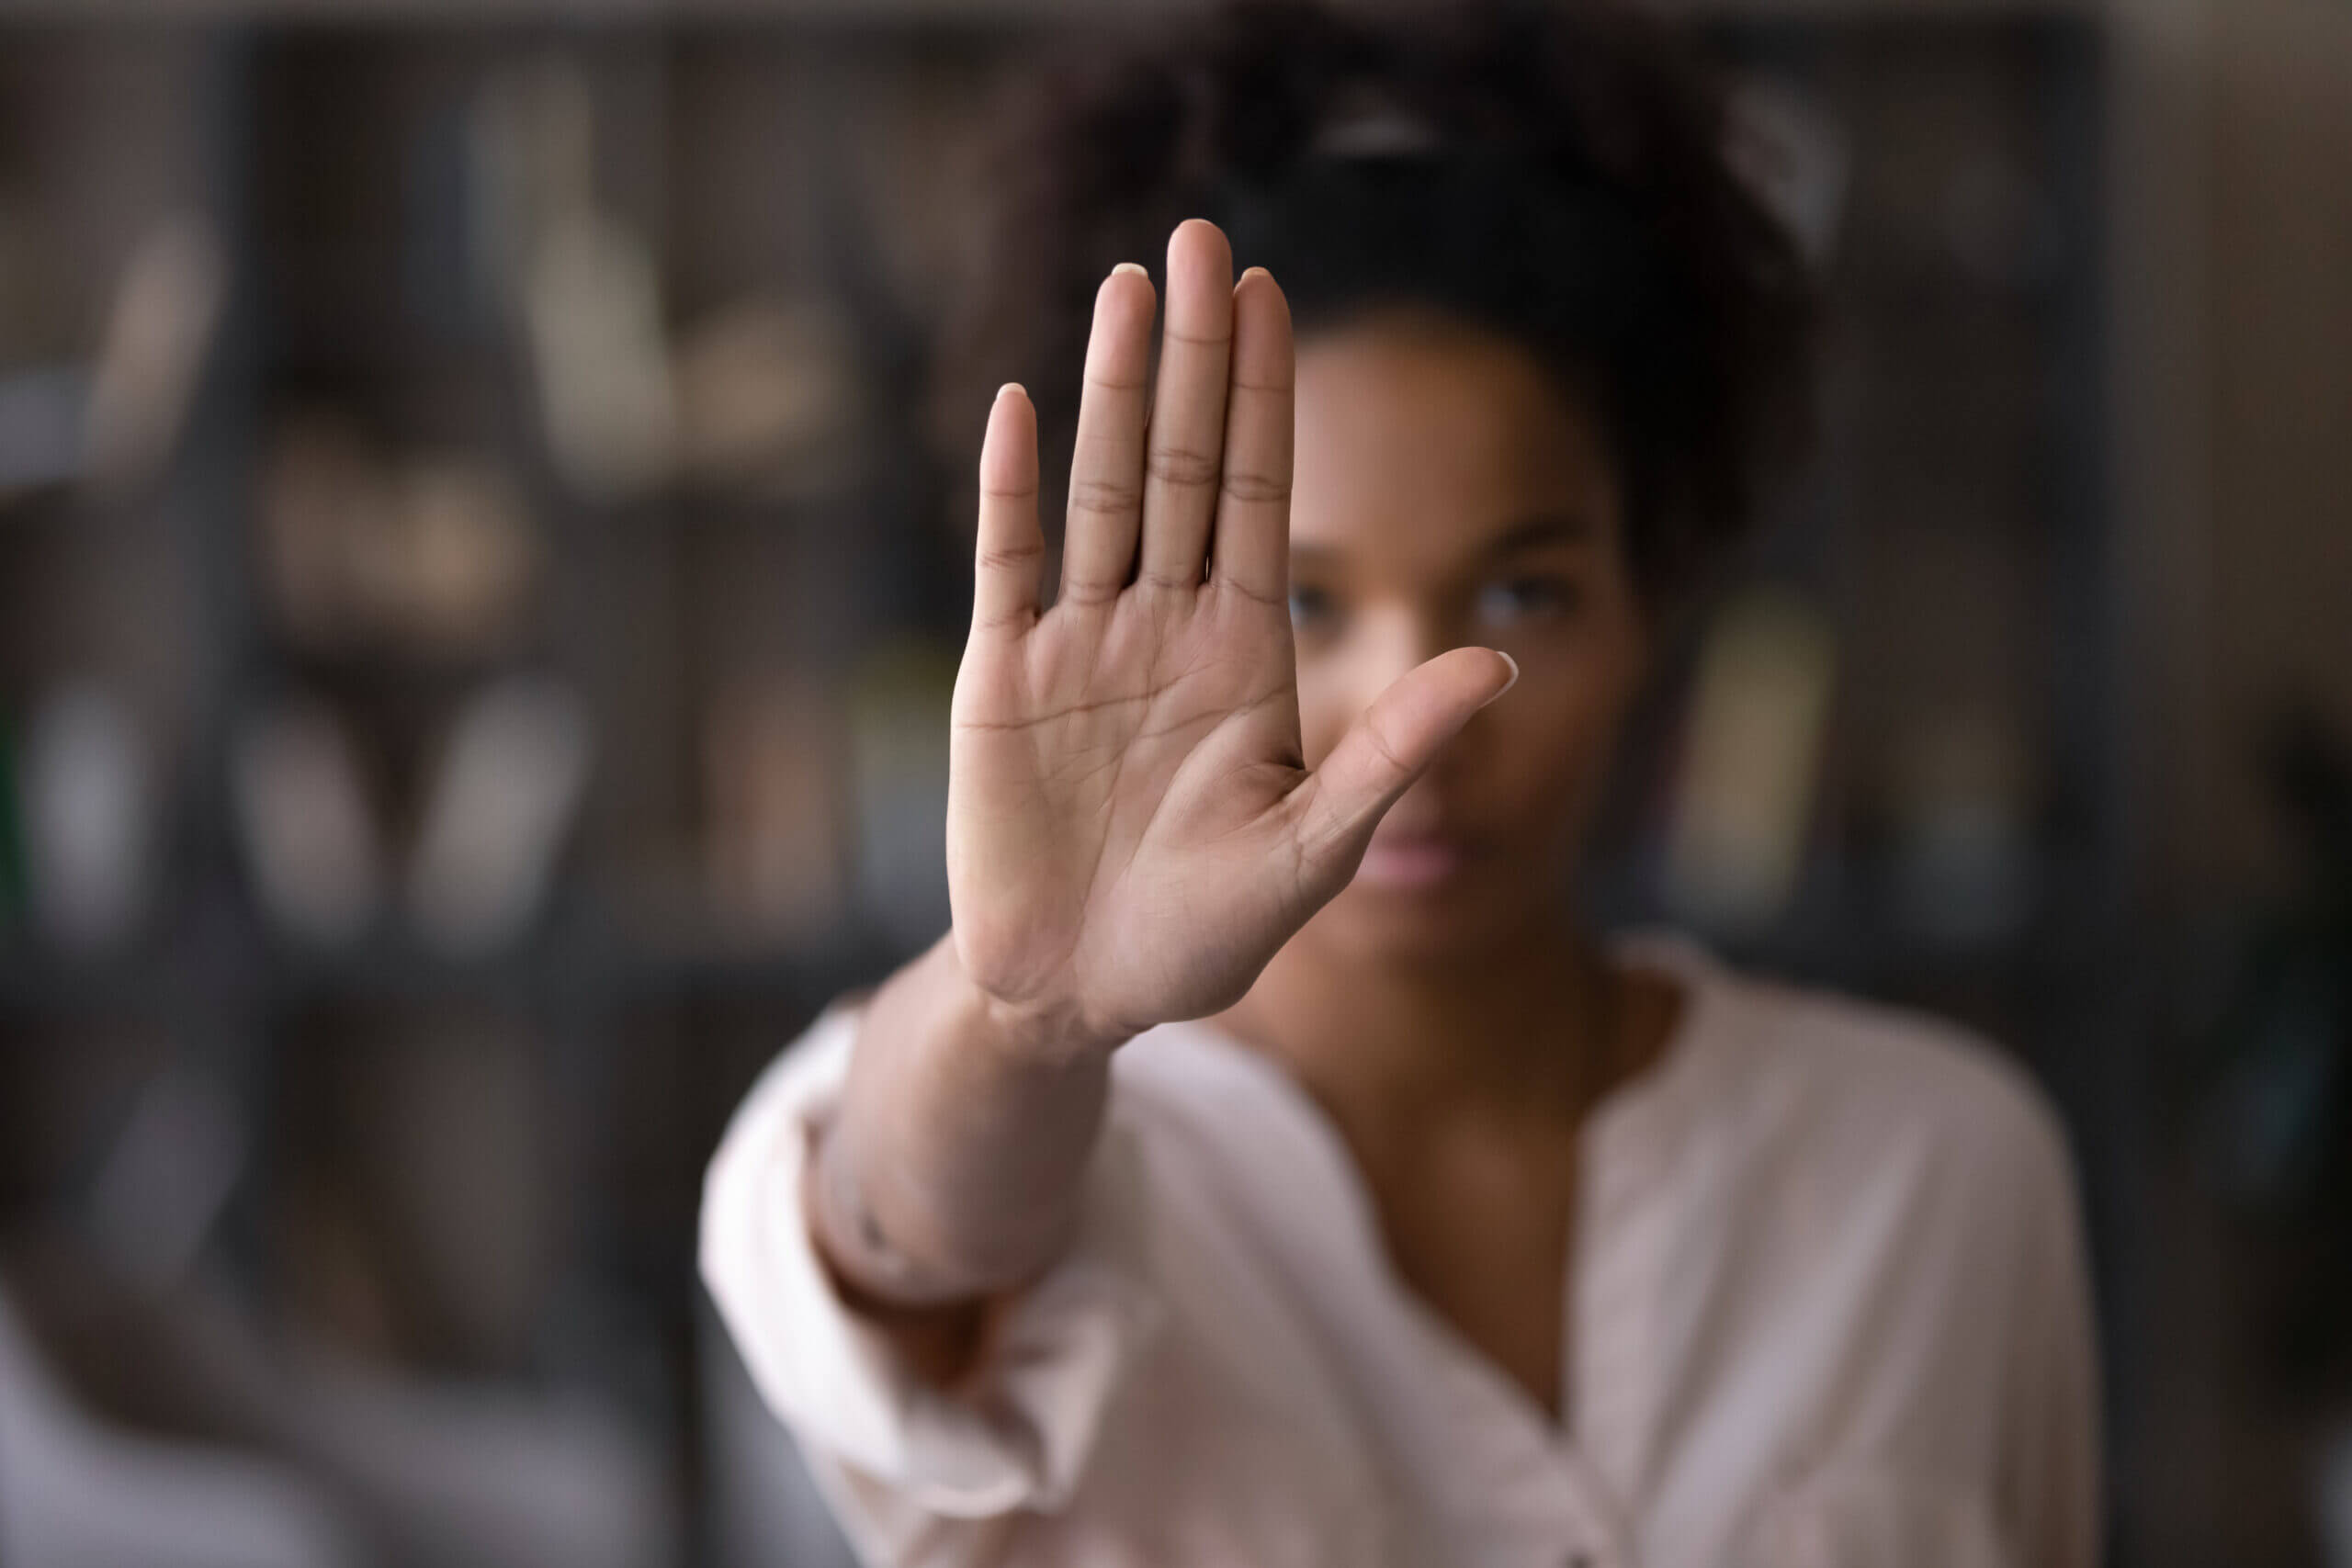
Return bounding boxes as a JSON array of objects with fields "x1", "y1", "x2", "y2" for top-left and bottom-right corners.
[{"x1": 1289, "y1": 647, "x2": 1518, "y2": 879}]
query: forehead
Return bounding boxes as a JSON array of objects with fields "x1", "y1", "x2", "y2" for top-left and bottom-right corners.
[{"x1": 1288, "y1": 310, "x2": 1621, "y2": 567}]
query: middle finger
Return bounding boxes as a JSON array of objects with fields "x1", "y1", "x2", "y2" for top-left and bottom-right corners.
[{"x1": 1136, "y1": 220, "x2": 1235, "y2": 592}]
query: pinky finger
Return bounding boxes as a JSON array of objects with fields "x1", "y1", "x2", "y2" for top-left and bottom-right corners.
[{"x1": 973, "y1": 383, "x2": 1044, "y2": 634}]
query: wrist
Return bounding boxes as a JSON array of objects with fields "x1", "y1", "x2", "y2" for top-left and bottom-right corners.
[{"x1": 941, "y1": 931, "x2": 1133, "y2": 1066}]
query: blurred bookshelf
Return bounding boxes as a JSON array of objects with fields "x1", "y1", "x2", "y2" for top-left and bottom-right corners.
[{"x1": 0, "y1": 12, "x2": 2154, "y2": 1567}]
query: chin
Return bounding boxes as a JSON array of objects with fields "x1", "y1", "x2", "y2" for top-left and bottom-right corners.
[{"x1": 1306, "y1": 869, "x2": 1548, "y2": 968}]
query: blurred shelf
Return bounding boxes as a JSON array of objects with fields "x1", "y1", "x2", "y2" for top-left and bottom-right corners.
[
  {"x1": 0, "y1": 919, "x2": 900, "y2": 1017},
  {"x1": 0, "y1": 942, "x2": 191, "y2": 1019},
  {"x1": 269, "y1": 925, "x2": 898, "y2": 1008}
]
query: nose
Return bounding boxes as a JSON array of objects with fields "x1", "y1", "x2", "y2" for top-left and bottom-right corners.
[
  {"x1": 1296, "y1": 591, "x2": 1472, "y2": 775},
  {"x1": 1341, "y1": 598, "x2": 1456, "y2": 719}
]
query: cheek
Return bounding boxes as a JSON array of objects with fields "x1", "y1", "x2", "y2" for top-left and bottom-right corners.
[
  {"x1": 1483, "y1": 661, "x2": 1629, "y2": 801},
  {"x1": 1460, "y1": 616, "x2": 1650, "y2": 819}
]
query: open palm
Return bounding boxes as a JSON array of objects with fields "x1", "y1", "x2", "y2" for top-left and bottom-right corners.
[{"x1": 947, "y1": 220, "x2": 1515, "y2": 1053}]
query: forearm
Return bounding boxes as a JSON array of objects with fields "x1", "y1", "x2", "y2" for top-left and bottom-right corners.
[{"x1": 808, "y1": 930, "x2": 1124, "y2": 1310}]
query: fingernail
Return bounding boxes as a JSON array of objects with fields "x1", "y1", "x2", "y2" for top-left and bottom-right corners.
[
  {"x1": 1478, "y1": 650, "x2": 1520, "y2": 708},
  {"x1": 1238, "y1": 265, "x2": 1270, "y2": 284},
  {"x1": 1112, "y1": 262, "x2": 1147, "y2": 278},
  {"x1": 997, "y1": 381, "x2": 1024, "y2": 401}
]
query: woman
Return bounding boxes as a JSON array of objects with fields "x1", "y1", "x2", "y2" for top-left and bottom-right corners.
[{"x1": 702, "y1": 3, "x2": 2100, "y2": 1563}]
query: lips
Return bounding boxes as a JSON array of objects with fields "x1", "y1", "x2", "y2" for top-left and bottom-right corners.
[{"x1": 1354, "y1": 831, "x2": 1477, "y2": 891}]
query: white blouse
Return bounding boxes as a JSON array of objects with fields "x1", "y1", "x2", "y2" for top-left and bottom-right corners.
[{"x1": 700, "y1": 935, "x2": 2099, "y2": 1568}]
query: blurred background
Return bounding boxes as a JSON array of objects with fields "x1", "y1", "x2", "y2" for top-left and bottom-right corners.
[{"x1": 0, "y1": 0, "x2": 2346, "y2": 1564}]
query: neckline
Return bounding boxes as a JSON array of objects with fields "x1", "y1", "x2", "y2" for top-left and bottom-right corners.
[{"x1": 1151, "y1": 929, "x2": 1726, "y2": 1451}]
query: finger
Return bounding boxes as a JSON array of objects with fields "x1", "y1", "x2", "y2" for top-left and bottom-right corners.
[
  {"x1": 1288, "y1": 649, "x2": 1520, "y2": 874},
  {"x1": 1136, "y1": 219, "x2": 1234, "y2": 592},
  {"x1": 1209, "y1": 266, "x2": 1294, "y2": 608},
  {"x1": 972, "y1": 383, "x2": 1043, "y2": 633},
  {"x1": 1059, "y1": 264, "x2": 1155, "y2": 608}
]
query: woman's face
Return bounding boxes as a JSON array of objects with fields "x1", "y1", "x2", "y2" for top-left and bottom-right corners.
[{"x1": 1286, "y1": 308, "x2": 1651, "y2": 962}]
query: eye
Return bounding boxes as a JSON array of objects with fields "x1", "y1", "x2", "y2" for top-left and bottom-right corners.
[
  {"x1": 1288, "y1": 583, "x2": 1336, "y2": 630},
  {"x1": 1474, "y1": 574, "x2": 1577, "y2": 627}
]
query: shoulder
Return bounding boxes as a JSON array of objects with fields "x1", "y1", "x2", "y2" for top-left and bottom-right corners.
[
  {"x1": 1760, "y1": 975, "x2": 2063, "y2": 1167},
  {"x1": 1640, "y1": 937, "x2": 2081, "y2": 1224}
]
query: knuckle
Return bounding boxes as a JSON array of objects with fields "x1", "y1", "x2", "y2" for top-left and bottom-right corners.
[
  {"x1": 1231, "y1": 371, "x2": 1295, "y2": 396},
  {"x1": 976, "y1": 539, "x2": 1043, "y2": 572},
  {"x1": 1057, "y1": 579, "x2": 1122, "y2": 608},
  {"x1": 1214, "y1": 575, "x2": 1284, "y2": 610},
  {"x1": 1362, "y1": 711, "x2": 1414, "y2": 780},
  {"x1": 1220, "y1": 468, "x2": 1290, "y2": 505},
  {"x1": 1068, "y1": 476, "x2": 1142, "y2": 518},
  {"x1": 1146, "y1": 445, "x2": 1220, "y2": 490}
]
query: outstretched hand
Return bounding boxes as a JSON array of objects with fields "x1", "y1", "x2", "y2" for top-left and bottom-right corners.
[{"x1": 946, "y1": 219, "x2": 1518, "y2": 1058}]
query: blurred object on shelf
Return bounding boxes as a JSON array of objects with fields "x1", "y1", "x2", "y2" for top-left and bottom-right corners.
[
  {"x1": 673, "y1": 292, "x2": 867, "y2": 500},
  {"x1": 257, "y1": 416, "x2": 392, "y2": 649},
  {"x1": 397, "y1": 455, "x2": 539, "y2": 653},
  {"x1": 1661, "y1": 586, "x2": 1838, "y2": 934},
  {"x1": 0, "y1": 212, "x2": 222, "y2": 504},
  {"x1": 259, "y1": 415, "x2": 539, "y2": 660},
  {"x1": 0, "y1": 366, "x2": 86, "y2": 499},
  {"x1": 407, "y1": 675, "x2": 589, "y2": 955},
  {"x1": 82, "y1": 1064, "x2": 247, "y2": 1290},
  {"x1": 847, "y1": 638, "x2": 955, "y2": 948},
  {"x1": 702, "y1": 673, "x2": 847, "y2": 944},
  {"x1": 22, "y1": 679, "x2": 156, "y2": 953},
  {"x1": 0, "y1": 714, "x2": 30, "y2": 931},
  {"x1": 81, "y1": 213, "x2": 226, "y2": 502},
  {"x1": 838, "y1": 56, "x2": 1000, "y2": 326},
  {"x1": 0, "y1": 1021, "x2": 175, "y2": 1228},
  {"x1": 523, "y1": 208, "x2": 677, "y2": 503},
  {"x1": 1724, "y1": 73, "x2": 1851, "y2": 269},
  {"x1": 465, "y1": 55, "x2": 585, "y2": 324},
  {"x1": 1887, "y1": 707, "x2": 2037, "y2": 947},
  {"x1": 283, "y1": 1015, "x2": 555, "y2": 1369},
  {"x1": 484, "y1": 61, "x2": 677, "y2": 504},
  {"x1": 230, "y1": 695, "x2": 384, "y2": 945}
]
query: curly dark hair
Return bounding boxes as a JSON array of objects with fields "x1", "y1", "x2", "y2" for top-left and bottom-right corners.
[{"x1": 932, "y1": 0, "x2": 1816, "y2": 607}]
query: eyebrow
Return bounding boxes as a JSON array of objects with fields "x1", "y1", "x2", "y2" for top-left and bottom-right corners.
[
  {"x1": 1482, "y1": 513, "x2": 1598, "y2": 555},
  {"x1": 1290, "y1": 513, "x2": 1597, "y2": 566}
]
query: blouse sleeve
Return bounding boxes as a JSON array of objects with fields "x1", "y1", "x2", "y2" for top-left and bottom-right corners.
[{"x1": 696, "y1": 998, "x2": 1167, "y2": 1554}]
